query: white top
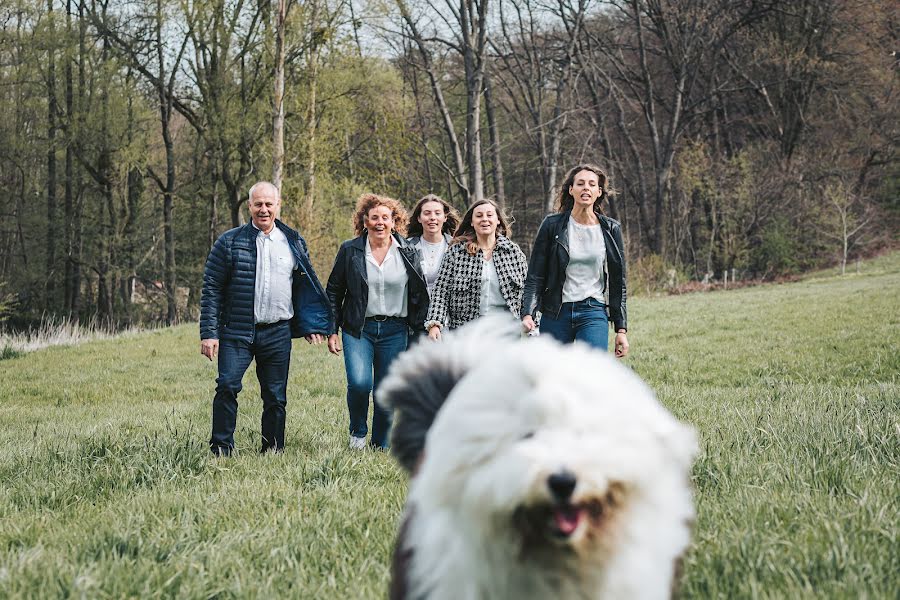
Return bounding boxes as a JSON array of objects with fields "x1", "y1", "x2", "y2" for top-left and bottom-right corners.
[
  {"x1": 562, "y1": 216, "x2": 606, "y2": 304},
  {"x1": 254, "y1": 224, "x2": 296, "y2": 324},
  {"x1": 419, "y1": 237, "x2": 448, "y2": 297},
  {"x1": 365, "y1": 237, "x2": 409, "y2": 318},
  {"x1": 479, "y1": 257, "x2": 508, "y2": 316}
]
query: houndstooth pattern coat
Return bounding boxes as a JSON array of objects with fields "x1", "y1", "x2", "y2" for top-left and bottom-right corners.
[{"x1": 425, "y1": 235, "x2": 528, "y2": 331}]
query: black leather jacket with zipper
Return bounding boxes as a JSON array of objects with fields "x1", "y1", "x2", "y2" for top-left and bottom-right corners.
[{"x1": 522, "y1": 210, "x2": 627, "y2": 332}]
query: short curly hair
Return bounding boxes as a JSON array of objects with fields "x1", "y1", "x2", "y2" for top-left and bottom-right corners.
[{"x1": 352, "y1": 193, "x2": 409, "y2": 237}]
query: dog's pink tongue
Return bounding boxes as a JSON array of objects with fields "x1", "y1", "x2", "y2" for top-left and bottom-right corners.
[{"x1": 553, "y1": 506, "x2": 582, "y2": 535}]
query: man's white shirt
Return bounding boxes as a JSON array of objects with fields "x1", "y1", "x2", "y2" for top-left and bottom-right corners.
[{"x1": 254, "y1": 224, "x2": 296, "y2": 324}]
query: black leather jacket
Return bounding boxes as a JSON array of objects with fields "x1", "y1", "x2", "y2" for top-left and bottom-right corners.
[
  {"x1": 522, "y1": 211, "x2": 627, "y2": 332},
  {"x1": 326, "y1": 233, "x2": 429, "y2": 338}
]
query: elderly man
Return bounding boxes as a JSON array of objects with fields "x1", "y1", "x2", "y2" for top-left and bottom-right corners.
[{"x1": 200, "y1": 181, "x2": 332, "y2": 455}]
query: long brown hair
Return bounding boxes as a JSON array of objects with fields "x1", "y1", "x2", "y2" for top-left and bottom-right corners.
[
  {"x1": 406, "y1": 194, "x2": 461, "y2": 238},
  {"x1": 452, "y1": 199, "x2": 512, "y2": 255},
  {"x1": 554, "y1": 164, "x2": 614, "y2": 215},
  {"x1": 352, "y1": 193, "x2": 409, "y2": 236}
]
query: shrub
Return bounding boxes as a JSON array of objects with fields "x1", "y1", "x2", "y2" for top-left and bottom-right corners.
[
  {"x1": 630, "y1": 254, "x2": 687, "y2": 296},
  {"x1": 750, "y1": 217, "x2": 800, "y2": 277},
  {"x1": 0, "y1": 345, "x2": 23, "y2": 360}
]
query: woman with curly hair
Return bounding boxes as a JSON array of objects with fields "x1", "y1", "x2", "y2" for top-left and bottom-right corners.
[
  {"x1": 326, "y1": 193, "x2": 429, "y2": 449},
  {"x1": 521, "y1": 164, "x2": 629, "y2": 357},
  {"x1": 425, "y1": 199, "x2": 527, "y2": 341},
  {"x1": 406, "y1": 194, "x2": 461, "y2": 297}
]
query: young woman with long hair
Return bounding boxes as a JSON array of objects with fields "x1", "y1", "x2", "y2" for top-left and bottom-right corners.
[
  {"x1": 405, "y1": 194, "x2": 461, "y2": 298},
  {"x1": 425, "y1": 199, "x2": 527, "y2": 341},
  {"x1": 521, "y1": 164, "x2": 629, "y2": 357}
]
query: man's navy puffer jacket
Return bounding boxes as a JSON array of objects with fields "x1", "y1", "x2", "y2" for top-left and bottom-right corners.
[{"x1": 200, "y1": 220, "x2": 333, "y2": 342}]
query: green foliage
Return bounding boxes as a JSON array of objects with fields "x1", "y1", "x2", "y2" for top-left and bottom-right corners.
[
  {"x1": 0, "y1": 346, "x2": 23, "y2": 360},
  {"x1": 286, "y1": 175, "x2": 371, "y2": 277},
  {"x1": 1, "y1": 253, "x2": 897, "y2": 598},
  {"x1": 675, "y1": 141, "x2": 757, "y2": 275},
  {"x1": 629, "y1": 253, "x2": 687, "y2": 296},
  {"x1": 873, "y1": 174, "x2": 900, "y2": 213},
  {"x1": 750, "y1": 216, "x2": 800, "y2": 276},
  {"x1": 0, "y1": 283, "x2": 18, "y2": 322}
]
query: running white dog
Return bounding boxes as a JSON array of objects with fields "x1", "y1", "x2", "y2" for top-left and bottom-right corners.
[{"x1": 380, "y1": 317, "x2": 697, "y2": 600}]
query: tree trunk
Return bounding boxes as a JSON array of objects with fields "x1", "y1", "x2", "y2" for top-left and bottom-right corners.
[
  {"x1": 123, "y1": 164, "x2": 142, "y2": 317},
  {"x1": 64, "y1": 0, "x2": 76, "y2": 315},
  {"x1": 304, "y1": 50, "x2": 318, "y2": 215},
  {"x1": 484, "y1": 71, "x2": 504, "y2": 205},
  {"x1": 155, "y1": 0, "x2": 177, "y2": 324},
  {"x1": 208, "y1": 162, "x2": 219, "y2": 252},
  {"x1": 304, "y1": 0, "x2": 321, "y2": 215},
  {"x1": 272, "y1": 0, "x2": 287, "y2": 190},
  {"x1": 69, "y1": 0, "x2": 87, "y2": 317},
  {"x1": 103, "y1": 178, "x2": 117, "y2": 320},
  {"x1": 228, "y1": 181, "x2": 244, "y2": 227},
  {"x1": 97, "y1": 24, "x2": 115, "y2": 322},
  {"x1": 46, "y1": 0, "x2": 59, "y2": 310},
  {"x1": 462, "y1": 0, "x2": 489, "y2": 205}
]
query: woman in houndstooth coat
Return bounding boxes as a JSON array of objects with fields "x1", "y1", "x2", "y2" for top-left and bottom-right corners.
[{"x1": 425, "y1": 199, "x2": 527, "y2": 340}]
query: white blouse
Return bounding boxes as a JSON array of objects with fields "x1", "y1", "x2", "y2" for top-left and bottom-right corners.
[
  {"x1": 365, "y1": 237, "x2": 409, "y2": 317},
  {"x1": 479, "y1": 257, "x2": 508, "y2": 316}
]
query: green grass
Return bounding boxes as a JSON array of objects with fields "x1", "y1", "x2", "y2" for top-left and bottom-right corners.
[
  {"x1": 0, "y1": 346, "x2": 23, "y2": 360},
  {"x1": 1, "y1": 255, "x2": 898, "y2": 599}
]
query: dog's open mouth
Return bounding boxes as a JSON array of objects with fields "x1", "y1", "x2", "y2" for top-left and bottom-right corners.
[
  {"x1": 515, "y1": 499, "x2": 606, "y2": 543},
  {"x1": 551, "y1": 503, "x2": 585, "y2": 537}
]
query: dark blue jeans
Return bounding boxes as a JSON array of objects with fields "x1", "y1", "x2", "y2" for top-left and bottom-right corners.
[
  {"x1": 341, "y1": 317, "x2": 409, "y2": 449},
  {"x1": 540, "y1": 297, "x2": 609, "y2": 351},
  {"x1": 210, "y1": 321, "x2": 292, "y2": 455}
]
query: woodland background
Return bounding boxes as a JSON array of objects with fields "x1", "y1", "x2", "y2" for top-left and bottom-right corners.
[{"x1": 1, "y1": 0, "x2": 897, "y2": 327}]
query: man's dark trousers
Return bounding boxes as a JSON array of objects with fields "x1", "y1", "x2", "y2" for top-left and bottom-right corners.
[{"x1": 210, "y1": 320, "x2": 292, "y2": 455}]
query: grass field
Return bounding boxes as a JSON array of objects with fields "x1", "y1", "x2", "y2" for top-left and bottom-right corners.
[{"x1": 1, "y1": 254, "x2": 898, "y2": 598}]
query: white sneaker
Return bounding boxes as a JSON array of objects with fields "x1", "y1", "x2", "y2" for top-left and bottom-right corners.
[{"x1": 349, "y1": 435, "x2": 367, "y2": 450}]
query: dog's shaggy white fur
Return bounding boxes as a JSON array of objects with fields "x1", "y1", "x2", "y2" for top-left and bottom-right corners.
[{"x1": 381, "y1": 318, "x2": 697, "y2": 600}]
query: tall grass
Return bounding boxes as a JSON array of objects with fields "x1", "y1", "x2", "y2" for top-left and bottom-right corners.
[
  {"x1": 0, "y1": 316, "x2": 146, "y2": 356},
  {"x1": 0, "y1": 254, "x2": 897, "y2": 598}
]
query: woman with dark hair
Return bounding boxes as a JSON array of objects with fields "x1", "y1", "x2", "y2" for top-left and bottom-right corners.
[
  {"x1": 522, "y1": 164, "x2": 629, "y2": 357},
  {"x1": 425, "y1": 199, "x2": 527, "y2": 341},
  {"x1": 326, "y1": 193, "x2": 429, "y2": 449},
  {"x1": 406, "y1": 194, "x2": 461, "y2": 297}
]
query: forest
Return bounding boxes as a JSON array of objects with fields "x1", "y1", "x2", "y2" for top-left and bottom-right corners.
[{"x1": 0, "y1": 0, "x2": 896, "y2": 327}]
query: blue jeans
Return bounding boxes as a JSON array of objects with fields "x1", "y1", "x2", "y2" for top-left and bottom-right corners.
[
  {"x1": 540, "y1": 297, "x2": 609, "y2": 351},
  {"x1": 210, "y1": 320, "x2": 292, "y2": 455},
  {"x1": 342, "y1": 317, "x2": 409, "y2": 448}
]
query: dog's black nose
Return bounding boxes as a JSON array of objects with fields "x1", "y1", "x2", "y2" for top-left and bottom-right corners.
[{"x1": 547, "y1": 470, "x2": 577, "y2": 501}]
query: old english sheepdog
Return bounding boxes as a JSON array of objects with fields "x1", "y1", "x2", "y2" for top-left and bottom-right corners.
[{"x1": 379, "y1": 317, "x2": 697, "y2": 600}]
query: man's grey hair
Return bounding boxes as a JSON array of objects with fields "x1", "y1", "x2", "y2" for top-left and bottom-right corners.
[{"x1": 248, "y1": 181, "x2": 280, "y2": 203}]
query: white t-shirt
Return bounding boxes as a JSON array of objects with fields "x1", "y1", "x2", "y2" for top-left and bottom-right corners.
[{"x1": 562, "y1": 216, "x2": 606, "y2": 304}]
